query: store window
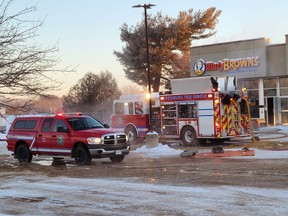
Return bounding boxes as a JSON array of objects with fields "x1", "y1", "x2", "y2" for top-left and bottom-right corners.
[
  {"x1": 243, "y1": 80, "x2": 258, "y2": 89},
  {"x1": 281, "y1": 98, "x2": 288, "y2": 110},
  {"x1": 280, "y1": 77, "x2": 288, "y2": 96},
  {"x1": 263, "y1": 78, "x2": 276, "y2": 96},
  {"x1": 280, "y1": 97, "x2": 288, "y2": 124},
  {"x1": 281, "y1": 112, "x2": 288, "y2": 124},
  {"x1": 243, "y1": 80, "x2": 259, "y2": 118}
]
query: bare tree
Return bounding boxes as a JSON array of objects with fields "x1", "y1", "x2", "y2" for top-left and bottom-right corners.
[
  {"x1": 0, "y1": 0, "x2": 74, "y2": 112},
  {"x1": 62, "y1": 71, "x2": 121, "y2": 113},
  {"x1": 120, "y1": 83, "x2": 145, "y2": 95}
]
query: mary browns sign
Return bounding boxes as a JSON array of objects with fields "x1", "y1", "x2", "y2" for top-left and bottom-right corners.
[{"x1": 193, "y1": 57, "x2": 259, "y2": 76}]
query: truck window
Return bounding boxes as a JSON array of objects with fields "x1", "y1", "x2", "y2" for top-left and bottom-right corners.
[
  {"x1": 41, "y1": 118, "x2": 53, "y2": 132},
  {"x1": 54, "y1": 119, "x2": 68, "y2": 132},
  {"x1": 128, "y1": 102, "x2": 133, "y2": 114},
  {"x1": 178, "y1": 103, "x2": 197, "y2": 118},
  {"x1": 67, "y1": 117, "x2": 104, "y2": 130},
  {"x1": 14, "y1": 120, "x2": 37, "y2": 129},
  {"x1": 135, "y1": 102, "x2": 143, "y2": 114},
  {"x1": 115, "y1": 102, "x2": 124, "y2": 114}
]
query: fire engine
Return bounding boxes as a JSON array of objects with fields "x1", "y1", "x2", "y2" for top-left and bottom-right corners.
[{"x1": 112, "y1": 76, "x2": 251, "y2": 145}]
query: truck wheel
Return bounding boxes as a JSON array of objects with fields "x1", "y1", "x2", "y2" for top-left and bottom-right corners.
[
  {"x1": 16, "y1": 144, "x2": 33, "y2": 163},
  {"x1": 181, "y1": 127, "x2": 197, "y2": 146},
  {"x1": 125, "y1": 126, "x2": 137, "y2": 142},
  {"x1": 74, "y1": 146, "x2": 92, "y2": 166},
  {"x1": 110, "y1": 155, "x2": 125, "y2": 163}
]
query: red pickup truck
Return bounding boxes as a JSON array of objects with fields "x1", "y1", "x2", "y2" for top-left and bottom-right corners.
[{"x1": 6, "y1": 113, "x2": 130, "y2": 165}]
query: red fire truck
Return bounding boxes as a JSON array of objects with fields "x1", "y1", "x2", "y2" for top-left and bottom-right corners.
[{"x1": 111, "y1": 76, "x2": 251, "y2": 145}]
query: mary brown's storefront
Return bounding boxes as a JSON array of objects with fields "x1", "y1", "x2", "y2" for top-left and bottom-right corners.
[{"x1": 190, "y1": 35, "x2": 288, "y2": 125}]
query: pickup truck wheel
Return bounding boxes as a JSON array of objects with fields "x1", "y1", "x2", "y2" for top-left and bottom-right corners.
[
  {"x1": 74, "y1": 146, "x2": 92, "y2": 166},
  {"x1": 16, "y1": 144, "x2": 33, "y2": 163},
  {"x1": 110, "y1": 155, "x2": 125, "y2": 163}
]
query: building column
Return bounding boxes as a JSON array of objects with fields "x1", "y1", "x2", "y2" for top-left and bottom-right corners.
[
  {"x1": 258, "y1": 79, "x2": 265, "y2": 120},
  {"x1": 286, "y1": 35, "x2": 288, "y2": 74}
]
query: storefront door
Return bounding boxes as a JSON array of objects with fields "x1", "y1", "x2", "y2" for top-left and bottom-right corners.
[{"x1": 265, "y1": 97, "x2": 275, "y2": 125}]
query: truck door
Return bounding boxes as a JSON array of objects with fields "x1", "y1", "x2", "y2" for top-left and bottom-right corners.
[
  {"x1": 51, "y1": 119, "x2": 71, "y2": 154},
  {"x1": 37, "y1": 118, "x2": 54, "y2": 153}
]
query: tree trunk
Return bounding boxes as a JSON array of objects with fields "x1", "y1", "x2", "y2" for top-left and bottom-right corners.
[{"x1": 152, "y1": 73, "x2": 161, "y2": 92}]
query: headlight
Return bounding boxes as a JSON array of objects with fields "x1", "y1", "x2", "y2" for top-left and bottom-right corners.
[{"x1": 87, "y1": 137, "x2": 102, "y2": 144}]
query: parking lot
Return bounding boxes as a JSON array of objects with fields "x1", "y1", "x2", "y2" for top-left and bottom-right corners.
[{"x1": 1, "y1": 137, "x2": 288, "y2": 215}]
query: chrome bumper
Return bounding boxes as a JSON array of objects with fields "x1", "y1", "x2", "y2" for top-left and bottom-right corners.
[{"x1": 89, "y1": 146, "x2": 130, "y2": 156}]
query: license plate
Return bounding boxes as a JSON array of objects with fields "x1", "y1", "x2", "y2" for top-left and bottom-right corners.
[{"x1": 115, "y1": 150, "x2": 122, "y2": 155}]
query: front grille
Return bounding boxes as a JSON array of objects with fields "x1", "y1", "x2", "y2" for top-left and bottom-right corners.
[{"x1": 103, "y1": 133, "x2": 127, "y2": 145}]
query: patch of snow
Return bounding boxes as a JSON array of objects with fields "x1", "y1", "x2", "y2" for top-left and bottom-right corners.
[
  {"x1": 133, "y1": 144, "x2": 288, "y2": 160},
  {"x1": 247, "y1": 148, "x2": 288, "y2": 159},
  {"x1": 147, "y1": 131, "x2": 158, "y2": 135},
  {"x1": 134, "y1": 143, "x2": 182, "y2": 158},
  {"x1": 259, "y1": 125, "x2": 288, "y2": 133},
  {"x1": 0, "y1": 176, "x2": 288, "y2": 215},
  {"x1": 0, "y1": 132, "x2": 6, "y2": 140},
  {"x1": 0, "y1": 141, "x2": 9, "y2": 155}
]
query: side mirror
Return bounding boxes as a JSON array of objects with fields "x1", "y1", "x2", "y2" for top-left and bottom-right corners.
[
  {"x1": 103, "y1": 124, "x2": 109, "y2": 129},
  {"x1": 57, "y1": 127, "x2": 69, "y2": 132}
]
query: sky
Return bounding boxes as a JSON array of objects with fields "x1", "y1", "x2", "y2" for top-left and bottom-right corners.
[{"x1": 10, "y1": 0, "x2": 288, "y2": 96}]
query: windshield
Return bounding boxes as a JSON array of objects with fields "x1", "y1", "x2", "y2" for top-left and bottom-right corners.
[{"x1": 67, "y1": 117, "x2": 104, "y2": 131}]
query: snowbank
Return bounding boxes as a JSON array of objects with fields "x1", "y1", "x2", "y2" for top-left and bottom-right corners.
[
  {"x1": 0, "y1": 140, "x2": 8, "y2": 155},
  {"x1": 134, "y1": 143, "x2": 182, "y2": 158}
]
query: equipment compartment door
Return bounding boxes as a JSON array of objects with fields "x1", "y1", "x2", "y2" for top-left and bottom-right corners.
[{"x1": 198, "y1": 100, "x2": 214, "y2": 136}]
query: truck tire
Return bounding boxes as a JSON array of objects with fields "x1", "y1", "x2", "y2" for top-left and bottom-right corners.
[
  {"x1": 15, "y1": 144, "x2": 33, "y2": 163},
  {"x1": 74, "y1": 146, "x2": 92, "y2": 166},
  {"x1": 125, "y1": 126, "x2": 137, "y2": 142},
  {"x1": 181, "y1": 127, "x2": 198, "y2": 146},
  {"x1": 110, "y1": 155, "x2": 125, "y2": 163}
]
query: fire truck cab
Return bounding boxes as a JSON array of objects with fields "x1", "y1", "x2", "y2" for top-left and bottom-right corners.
[
  {"x1": 112, "y1": 76, "x2": 251, "y2": 145},
  {"x1": 111, "y1": 93, "x2": 160, "y2": 141}
]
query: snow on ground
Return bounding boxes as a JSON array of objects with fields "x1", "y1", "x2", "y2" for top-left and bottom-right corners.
[
  {"x1": 1, "y1": 126, "x2": 288, "y2": 215},
  {"x1": 1, "y1": 176, "x2": 288, "y2": 215},
  {"x1": 134, "y1": 143, "x2": 183, "y2": 157},
  {"x1": 255, "y1": 125, "x2": 288, "y2": 142}
]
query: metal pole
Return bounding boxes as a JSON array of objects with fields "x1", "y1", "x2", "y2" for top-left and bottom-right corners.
[
  {"x1": 133, "y1": 4, "x2": 155, "y2": 132},
  {"x1": 144, "y1": 6, "x2": 153, "y2": 132}
]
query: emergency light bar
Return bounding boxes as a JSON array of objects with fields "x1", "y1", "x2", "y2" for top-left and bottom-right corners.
[{"x1": 56, "y1": 112, "x2": 83, "y2": 117}]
